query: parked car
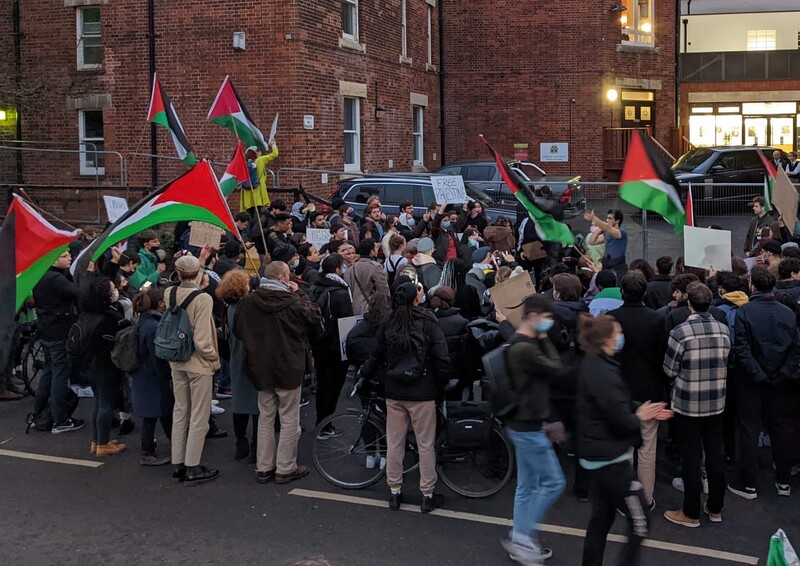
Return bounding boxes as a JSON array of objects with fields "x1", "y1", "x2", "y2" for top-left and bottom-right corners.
[
  {"x1": 329, "y1": 173, "x2": 511, "y2": 222},
  {"x1": 671, "y1": 146, "x2": 789, "y2": 204},
  {"x1": 436, "y1": 160, "x2": 586, "y2": 219}
]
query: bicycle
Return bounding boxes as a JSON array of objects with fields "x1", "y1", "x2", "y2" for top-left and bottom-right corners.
[
  {"x1": 18, "y1": 322, "x2": 45, "y2": 397},
  {"x1": 312, "y1": 378, "x2": 515, "y2": 498}
]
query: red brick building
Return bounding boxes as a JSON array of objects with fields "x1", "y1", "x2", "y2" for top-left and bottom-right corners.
[
  {"x1": 0, "y1": 0, "x2": 441, "y2": 195},
  {"x1": 441, "y1": 0, "x2": 678, "y2": 181}
]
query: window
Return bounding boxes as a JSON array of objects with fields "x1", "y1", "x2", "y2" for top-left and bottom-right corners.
[
  {"x1": 77, "y1": 7, "x2": 102, "y2": 69},
  {"x1": 740, "y1": 151, "x2": 765, "y2": 170},
  {"x1": 382, "y1": 184, "x2": 416, "y2": 205},
  {"x1": 342, "y1": 0, "x2": 358, "y2": 41},
  {"x1": 347, "y1": 184, "x2": 379, "y2": 204},
  {"x1": 426, "y1": 6, "x2": 433, "y2": 65},
  {"x1": 343, "y1": 97, "x2": 360, "y2": 172},
  {"x1": 401, "y1": 0, "x2": 408, "y2": 59},
  {"x1": 79, "y1": 110, "x2": 104, "y2": 175},
  {"x1": 464, "y1": 166, "x2": 495, "y2": 182},
  {"x1": 620, "y1": 0, "x2": 654, "y2": 46},
  {"x1": 747, "y1": 30, "x2": 776, "y2": 51},
  {"x1": 413, "y1": 106, "x2": 424, "y2": 166}
]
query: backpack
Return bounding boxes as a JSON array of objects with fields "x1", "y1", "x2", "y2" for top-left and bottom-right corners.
[
  {"x1": 241, "y1": 160, "x2": 259, "y2": 189},
  {"x1": 386, "y1": 256, "x2": 404, "y2": 286},
  {"x1": 111, "y1": 324, "x2": 142, "y2": 372},
  {"x1": 154, "y1": 287, "x2": 203, "y2": 362},
  {"x1": 66, "y1": 312, "x2": 105, "y2": 369},
  {"x1": 384, "y1": 320, "x2": 429, "y2": 384},
  {"x1": 480, "y1": 344, "x2": 518, "y2": 419},
  {"x1": 313, "y1": 288, "x2": 337, "y2": 341}
]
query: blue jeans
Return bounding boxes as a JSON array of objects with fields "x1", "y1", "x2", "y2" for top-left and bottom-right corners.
[
  {"x1": 216, "y1": 360, "x2": 231, "y2": 390},
  {"x1": 33, "y1": 340, "x2": 72, "y2": 425},
  {"x1": 89, "y1": 366, "x2": 123, "y2": 445},
  {"x1": 506, "y1": 428, "x2": 566, "y2": 542}
]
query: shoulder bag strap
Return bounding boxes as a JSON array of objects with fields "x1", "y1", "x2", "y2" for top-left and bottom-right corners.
[{"x1": 179, "y1": 289, "x2": 204, "y2": 310}]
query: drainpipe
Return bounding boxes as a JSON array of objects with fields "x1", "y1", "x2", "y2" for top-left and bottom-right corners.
[
  {"x1": 438, "y1": 0, "x2": 445, "y2": 165},
  {"x1": 675, "y1": 0, "x2": 682, "y2": 153},
  {"x1": 13, "y1": 0, "x2": 23, "y2": 189},
  {"x1": 147, "y1": 0, "x2": 157, "y2": 188}
]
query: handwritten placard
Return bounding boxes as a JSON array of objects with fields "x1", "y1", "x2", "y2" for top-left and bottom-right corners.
[
  {"x1": 103, "y1": 196, "x2": 129, "y2": 223},
  {"x1": 431, "y1": 175, "x2": 468, "y2": 204},
  {"x1": 189, "y1": 222, "x2": 225, "y2": 250},
  {"x1": 307, "y1": 228, "x2": 331, "y2": 250}
]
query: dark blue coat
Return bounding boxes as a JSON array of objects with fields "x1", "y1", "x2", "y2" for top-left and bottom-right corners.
[{"x1": 131, "y1": 312, "x2": 174, "y2": 418}]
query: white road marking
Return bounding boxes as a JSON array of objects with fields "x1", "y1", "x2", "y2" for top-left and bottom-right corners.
[
  {"x1": 289, "y1": 488, "x2": 759, "y2": 565},
  {"x1": 0, "y1": 448, "x2": 103, "y2": 468},
  {"x1": 0, "y1": 437, "x2": 13, "y2": 446}
]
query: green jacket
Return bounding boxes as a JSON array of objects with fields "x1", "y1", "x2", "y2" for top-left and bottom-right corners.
[{"x1": 128, "y1": 248, "x2": 159, "y2": 288}]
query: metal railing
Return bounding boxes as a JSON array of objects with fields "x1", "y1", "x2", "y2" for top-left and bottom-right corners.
[
  {"x1": 681, "y1": 49, "x2": 800, "y2": 82},
  {"x1": 0, "y1": 143, "x2": 127, "y2": 186}
]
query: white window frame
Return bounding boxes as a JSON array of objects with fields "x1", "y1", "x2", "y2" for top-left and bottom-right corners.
[
  {"x1": 343, "y1": 97, "x2": 361, "y2": 173},
  {"x1": 747, "y1": 29, "x2": 777, "y2": 51},
  {"x1": 426, "y1": 6, "x2": 433, "y2": 65},
  {"x1": 78, "y1": 110, "x2": 104, "y2": 176},
  {"x1": 76, "y1": 6, "x2": 102, "y2": 70},
  {"x1": 342, "y1": 0, "x2": 359, "y2": 42},
  {"x1": 401, "y1": 0, "x2": 408, "y2": 59},
  {"x1": 413, "y1": 106, "x2": 424, "y2": 167},
  {"x1": 620, "y1": 0, "x2": 654, "y2": 47}
]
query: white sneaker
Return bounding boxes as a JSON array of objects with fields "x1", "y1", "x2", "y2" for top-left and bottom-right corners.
[
  {"x1": 211, "y1": 404, "x2": 225, "y2": 416},
  {"x1": 366, "y1": 454, "x2": 377, "y2": 469},
  {"x1": 671, "y1": 477, "x2": 708, "y2": 495},
  {"x1": 776, "y1": 483, "x2": 791, "y2": 497},
  {"x1": 501, "y1": 538, "x2": 551, "y2": 565}
]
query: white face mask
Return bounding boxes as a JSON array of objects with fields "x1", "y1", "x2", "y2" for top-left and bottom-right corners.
[{"x1": 110, "y1": 289, "x2": 120, "y2": 303}]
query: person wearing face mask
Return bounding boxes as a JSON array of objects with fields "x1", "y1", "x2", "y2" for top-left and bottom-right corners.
[
  {"x1": 129, "y1": 230, "x2": 166, "y2": 289},
  {"x1": 500, "y1": 295, "x2": 565, "y2": 564},
  {"x1": 457, "y1": 228, "x2": 482, "y2": 266},
  {"x1": 415, "y1": 203, "x2": 465, "y2": 266},
  {"x1": 464, "y1": 200, "x2": 488, "y2": 234},
  {"x1": 577, "y1": 315, "x2": 673, "y2": 566},
  {"x1": 397, "y1": 200, "x2": 417, "y2": 235}
]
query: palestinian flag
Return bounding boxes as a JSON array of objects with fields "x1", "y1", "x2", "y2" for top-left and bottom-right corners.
[
  {"x1": 757, "y1": 150, "x2": 777, "y2": 213},
  {"x1": 147, "y1": 73, "x2": 197, "y2": 166},
  {"x1": 0, "y1": 195, "x2": 79, "y2": 378},
  {"x1": 219, "y1": 141, "x2": 249, "y2": 197},
  {"x1": 620, "y1": 130, "x2": 687, "y2": 235},
  {"x1": 479, "y1": 135, "x2": 574, "y2": 245},
  {"x1": 208, "y1": 76, "x2": 268, "y2": 153},
  {"x1": 767, "y1": 529, "x2": 799, "y2": 566},
  {"x1": 686, "y1": 186, "x2": 695, "y2": 227},
  {"x1": 72, "y1": 160, "x2": 238, "y2": 275}
]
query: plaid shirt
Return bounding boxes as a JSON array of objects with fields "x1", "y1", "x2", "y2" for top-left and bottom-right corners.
[{"x1": 663, "y1": 312, "x2": 731, "y2": 417}]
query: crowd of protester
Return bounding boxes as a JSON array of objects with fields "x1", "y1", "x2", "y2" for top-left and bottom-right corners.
[{"x1": 4, "y1": 190, "x2": 799, "y2": 566}]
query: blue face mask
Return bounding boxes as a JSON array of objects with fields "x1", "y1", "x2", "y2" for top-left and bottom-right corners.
[
  {"x1": 468, "y1": 239, "x2": 479, "y2": 248},
  {"x1": 291, "y1": 259, "x2": 300, "y2": 269},
  {"x1": 346, "y1": 210, "x2": 355, "y2": 218},
  {"x1": 442, "y1": 220, "x2": 452, "y2": 230},
  {"x1": 615, "y1": 333, "x2": 625, "y2": 352},
  {"x1": 408, "y1": 217, "x2": 416, "y2": 227},
  {"x1": 535, "y1": 318, "x2": 554, "y2": 333}
]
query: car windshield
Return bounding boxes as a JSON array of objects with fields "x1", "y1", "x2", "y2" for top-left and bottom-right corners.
[
  {"x1": 516, "y1": 162, "x2": 547, "y2": 179},
  {"x1": 672, "y1": 148, "x2": 716, "y2": 172}
]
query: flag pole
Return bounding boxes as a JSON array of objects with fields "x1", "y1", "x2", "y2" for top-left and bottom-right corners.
[
  {"x1": 234, "y1": 224, "x2": 260, "y2": 274},
  {"x1": 16, "y1": 189, "x2": 78, "y2": 232},
  {"x1": 229, "y1": 119, "x2": 270, "y2": 260}
]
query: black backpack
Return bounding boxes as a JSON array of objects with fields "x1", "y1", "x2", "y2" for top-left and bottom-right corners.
[
  {"x1": 384, "y1": 321, "x2": 429, "y2": 384},
  {"x1": 111, "y1": 324, "x2": 142, "y2": 373},
  {"x1": 313, "y1": 288, "x2": 337, "y2": 341},
  {"x1": 386, "y1": 256, "x2": 404, "y2": 286},
  {"x1": 66, "y1": 312, "x2": 105, "y2": 369},
  {"x1": 481, "y1": 344, "x2": 518, "y2": 419}
]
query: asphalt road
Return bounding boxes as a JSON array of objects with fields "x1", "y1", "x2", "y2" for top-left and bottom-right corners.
[{"x1": 0, "y1": 387, "x2": 796, "y2": 566}]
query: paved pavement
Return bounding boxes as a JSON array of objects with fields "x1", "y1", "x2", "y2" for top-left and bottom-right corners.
[{"x1": 0, "y1": 388, "x2": 796, "y2": 566}]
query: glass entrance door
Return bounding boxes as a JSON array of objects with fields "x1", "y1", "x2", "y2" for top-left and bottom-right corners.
[
  {"x1": 770, "y1": 117, "x2": 794, "y2": 153},
  {"x1": 744, "y1": 118, "x2": 768, "y2": 146}
]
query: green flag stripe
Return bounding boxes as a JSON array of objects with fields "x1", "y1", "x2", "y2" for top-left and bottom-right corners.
[
  {"x1": 210, "y1": 114, "x2": 267, "y2": 152},
  {"x1": 150, "y1": 110, "x2": 169, "y2": 129},
  {"x1": 16, "y1": 245, "x2": 69, "y2": 312},
  {"x1": 620, "y1": 179, "x2": 687, "y2": 235},
  {"x1": 516, "y1": 191, "x2": 575, "y2": 245}
]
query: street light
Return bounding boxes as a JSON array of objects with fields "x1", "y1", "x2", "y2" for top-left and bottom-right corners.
[{"x1": 606, "y1": 88, "x2": 619, "y2": 102}]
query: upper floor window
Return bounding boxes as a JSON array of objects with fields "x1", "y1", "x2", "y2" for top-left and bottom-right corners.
[
  {"x1": 79, "y1": 110, "x2": 105, "y2": 176},
  {"x1": 77, "y1": 7, "x2": 102, "y2": 70},
  {"x1": 620, "y1": 0, "x2": 653, "y2": 47},
  {"x1": 342, "y1": 0, "x2": 359, "y2": 42},
  {"x1": 747, "y1": 29, "x2": 776, "y2": 51},
  {"x1": 343, "y1": 97, "x2": 361, "y2": 172},
  {"x1": 413, "y1": 106, "x2": 424, "y2": 166}
]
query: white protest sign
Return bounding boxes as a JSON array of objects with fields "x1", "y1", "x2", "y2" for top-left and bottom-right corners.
[
  {"x1": 684, "y1": 226, "x2": 732, "y2": 272},
  {"x1": 338, "y1": 315, "x2": 364, "y2": 361},
  {"x1": 743, "y1": 257, "x2": 757, "y2": 274},
  {"x1": 103, "y1": 195, "x2": 129, "y2": 223},
  {"x1": 307, "y1": 228, "x2": 331, "y2": 250},
  {"x1": 431, "y1": 175, "x2": 468, "y2": 204},
  {"x1": 189, "y1": 222, "x2": 225, "y2": 250},
  {"x1": 269, "y1": 113, "x2": 279, "y2": 145}
]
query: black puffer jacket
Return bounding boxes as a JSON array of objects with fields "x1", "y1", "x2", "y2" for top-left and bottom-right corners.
[
  {"x1": 576, "y1": 353, "x2": 642, "y2": 462},
  {"x1": 360, "y1": 309, "x2": 450, "y2": 402},
  {"x1": 433, "y1": 307, "x2": 468, "y2": 358},
  {"x1": 644, "y1": 275, "x2": 673, "y2": 310},
  {"x1": 309, "y1": 276, "x2": 354, "y2": 354},
  {"x1": 33, "y1": 267, "x2": 79, "y2": 341},
  {"x1": 346, "y1": 320, "x2": 380, "y2": 368}
]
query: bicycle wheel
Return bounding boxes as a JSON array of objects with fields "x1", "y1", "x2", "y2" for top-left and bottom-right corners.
[
  {"x1": 313, "y1": 412, "x2": 389, "y2": 489},
  {"x1": 437, "y1": 424, "x2": 515, "y2": 498},
  {"x1": 21, "y1": 339, "x2": 45, "y2": 397}
]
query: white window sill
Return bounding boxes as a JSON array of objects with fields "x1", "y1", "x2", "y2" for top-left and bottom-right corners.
[
  {"x1": 77, "y1": 65, "x2": 103, "y2": 71},
  {"x1": 400, "y1": 55, "x2": 413, "y2": 65},
  {"x1": 343, "y1": 165, "x2": 362, "y2": 173},
  {"x1": 339, "y1": 36, "x2": 366, "y2": 53},
  {"x1": 80, "y1": 170, "x2": 105, "y2": 176},
  {"x1": 617, "y1": 42, "x2": 660, "y2": 54},
  {"x1": 426, "y1": 63, "x2": 438, "y2": 72}
]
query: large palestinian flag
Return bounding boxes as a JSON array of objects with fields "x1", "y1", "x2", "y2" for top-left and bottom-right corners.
[
  {"x1": 147, "y1": 73, "x2": 197, "y2": 166},
  {"x1": 219, "y1": 141, "x2": 249, "y2": 197},
  {"x1": 0, "y1": 196, "x2": 79, "y2": 373},
  {"x1": 620, "y1": 130, "x2": 687, "y2": 235},
  {"x1": 480, "y1": 135, "x2": 574, "y2": 245},
  {"x1": 72, "y1": 160, "x2": 238, "y2": 275},
  {"x1": 757, "y1": 149, "x2": 777, "y2": 213},
  {"x1": 767, "y1": 529, "x2": 799, "y2": 566},
  {"x1": 208, "y1": 76, "x2": 268, "y2": 153}
]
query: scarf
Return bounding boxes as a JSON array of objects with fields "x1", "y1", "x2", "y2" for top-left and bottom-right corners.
[
  {"x1": 259, "y1": 278, "x2": 291, "y2": 292},
  {"x1": 325, "y1": 272, "x2": 353, "y2": 302}
]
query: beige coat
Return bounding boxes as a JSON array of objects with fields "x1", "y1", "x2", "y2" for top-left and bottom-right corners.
[
  {"x1": 344, "y1": 257, "x2": 390, "y2": 315},
  {"x1": 164, "y1": 282, "x2": 220, "y2": 375}
]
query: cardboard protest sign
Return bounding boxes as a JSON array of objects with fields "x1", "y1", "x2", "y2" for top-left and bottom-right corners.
[
  {"x1": 244, "y1": 246, "x2": 261, "y2": 276},
  {"x1": 189, "y1": 222, "x2": 225, "y2": 250},
  {"x1": 431, "y1": 175, "x2": 468, "y2": 204},
  {"x1": 489, "y1": 271, "x2": 536, "y2": 328},
  {"x1": 684, "y1": 226, "x2": 732, "y2": 272},
  {"x1": 773, "y1": 167, "x2": 799, "y2": 235},
  {"x1": 307, "y1": 228, "x2": 331, "y2": 250},
  {"x1": 103, "y1": 196, "x2": 129, "y2": 223},
  {"x1": 337, "y1": 315, "x2": 364, "y2": 361}
]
